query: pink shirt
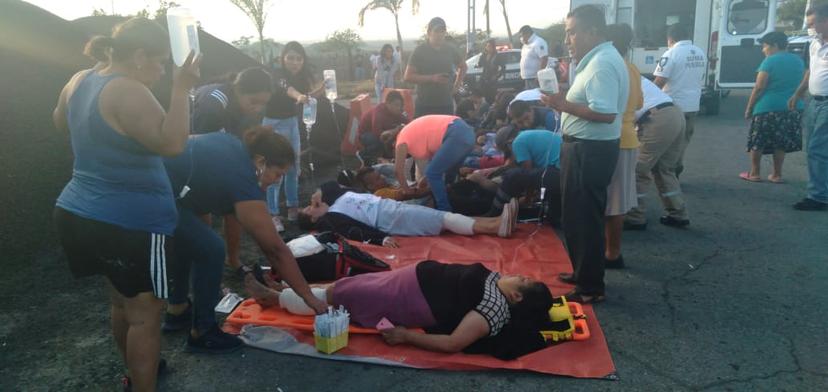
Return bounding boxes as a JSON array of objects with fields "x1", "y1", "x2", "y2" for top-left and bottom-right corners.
[{"x1": 395, "y1": 115, "x2": 457, "y2": 160}]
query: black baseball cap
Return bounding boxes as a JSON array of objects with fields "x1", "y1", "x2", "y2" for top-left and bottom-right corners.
[
  {"x1": 758, "y1": 31, "x2": 788, "y2": 49},
  {"x1": 428, "y1": 17, "x2": 447, "y2": 32}
]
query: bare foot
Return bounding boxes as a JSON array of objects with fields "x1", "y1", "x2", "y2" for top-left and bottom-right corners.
[{"x1": 244, "y1": 274, "x2": 280, "y2": 308}]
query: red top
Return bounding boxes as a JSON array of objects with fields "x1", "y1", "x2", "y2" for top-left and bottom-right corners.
[{"x1": 358, "y1": 103, "x2": 408, "y2": 139}]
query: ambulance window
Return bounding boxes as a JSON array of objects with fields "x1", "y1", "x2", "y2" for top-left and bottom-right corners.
[{"x1": 727, "y1": 0, "x2": 769, "y2": 35}]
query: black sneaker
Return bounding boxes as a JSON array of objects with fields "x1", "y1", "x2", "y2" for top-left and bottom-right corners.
[
  {"x1": 793, "y1": 198, "x2": 827, "y2": 211},
  {"x1": 605, "y1": 254, "x2": 626, "y2": 269},
  {"x1": 186, "y1": 325, "x2": 243, "y2": 354},
  {"x1": 162, "y1": 300, "x2": 192, "y2": 332},
  {"x1": 660, "y1": 216, "x2": 690, "y2": 228}
]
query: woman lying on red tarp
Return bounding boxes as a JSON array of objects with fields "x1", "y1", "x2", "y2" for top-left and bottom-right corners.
[{"x1": 245, "y1": 260, "x2": 554, "y2": 360}]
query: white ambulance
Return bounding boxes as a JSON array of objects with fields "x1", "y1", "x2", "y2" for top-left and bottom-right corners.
[{"x1": 569, "y1": 0, "x2": 779, "y2": 114}]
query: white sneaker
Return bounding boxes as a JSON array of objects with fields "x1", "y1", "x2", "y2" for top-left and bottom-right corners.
[
  {"x1": 287, "y1": 208, "x2": 299, "y2": 222},
  {"x1": 272, "y1": 216, "x2": 285, "y2": 232},
  {"x1": 498, "y1": 204, "x2": 513, "y2": 238}
]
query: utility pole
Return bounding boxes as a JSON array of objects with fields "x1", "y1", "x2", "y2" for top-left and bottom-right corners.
[
  {"x1": 485, "y1": 0, "x2": 491, "y2": 37},
  {"x1": 804, "y1": 0, "x2": 813, "y2": 30},
  {"x1": 467, "y1": 0, "x2": 476, "y2": 57}
]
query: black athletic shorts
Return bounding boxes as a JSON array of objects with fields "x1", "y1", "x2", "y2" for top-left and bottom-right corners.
[{"x1": 54, "y1": 207, "x2": 174, "y2": 299}]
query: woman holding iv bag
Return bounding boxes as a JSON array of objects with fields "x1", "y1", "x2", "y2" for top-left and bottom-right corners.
[{"x1": 264, "y1": 42, "x2": 325, "y2": 230}]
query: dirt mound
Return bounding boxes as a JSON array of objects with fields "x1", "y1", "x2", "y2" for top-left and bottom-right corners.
[{"x1": 0, "y1": 1, "x2": 262, "y2": 263}]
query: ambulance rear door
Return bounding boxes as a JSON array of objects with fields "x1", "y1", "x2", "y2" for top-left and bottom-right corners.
[{"x1": 716, "y1": 0, "x2": 777, "y2": 88}]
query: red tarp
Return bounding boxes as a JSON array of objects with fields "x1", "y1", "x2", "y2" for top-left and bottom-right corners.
[{"x1": 224, "y1": 224, "x2": 616, "y2": 378}]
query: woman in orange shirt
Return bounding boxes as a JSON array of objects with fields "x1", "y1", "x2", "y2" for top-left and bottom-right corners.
[{"x1": 393, "y1": 115, "x2": 475, "y2": 211}]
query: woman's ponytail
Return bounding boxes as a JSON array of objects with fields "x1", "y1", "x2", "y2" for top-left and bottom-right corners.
[{"x1": 83, "y1": 35, "x2": 116, "y2": 62}]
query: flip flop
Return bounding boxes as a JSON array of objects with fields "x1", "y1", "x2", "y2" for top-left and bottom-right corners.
[
  {"x1": 563, "y1": 289, "x2": 605, "y2": 304},
  {"x1": 767, "y1": 175, "x2": 785, "y2": 184},
  {"x1": 739, "y1": 172, "x2": 762, "y2": 182}
]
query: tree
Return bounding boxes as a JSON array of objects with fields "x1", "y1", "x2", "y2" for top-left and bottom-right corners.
[
  {"x1": 229, "y1": 0, "x2": 273, "y2": 63},
  {"x1": 153, "y1": 1, "x2": 181, "y2": 20},
  {"x1": 777, "y1": 0, "x2": 807, "y2": 30},
  {"x1": 497, "y1": 0, "x2": 514, "y2": 47},
  {"x1": 232, "y1": 35, "x2": 253, "y2": 48},
  {"x1": 358, "y1": 0, "x2": 420, "y2": 61},
  {"x1": 322, "y1": 29, "x2": 363, "y2": 80}
]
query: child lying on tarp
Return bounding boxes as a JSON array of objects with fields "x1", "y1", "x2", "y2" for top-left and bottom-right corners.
[
  {"x1": 297, "y1": 181, "x2": 517, "y2": 247},
  {"x1": 244, "y1": 260, "x2": 554, "y2": 359}
]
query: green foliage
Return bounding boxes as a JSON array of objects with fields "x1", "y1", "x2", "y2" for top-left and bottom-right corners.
[
  {"x1": 228, "y1": 0, "x2": 275, "y2": 63},
  {"x1": 538, "y1": 21, "x2": 565, "y2": 55},
  {"x1": 322, "y1": 29, "x2": 363, "y2": 52},
  {"x1": 154, "y1": 1, "x2": 181, "y2": 20},
  {"x1": 232, "y1": 36, "x2": 253, "y2": 48},
  {"x1": 357, "y1": 0, "x2": 420, "y2": 26},
  {"x1": 778, "y1": 0, "x2": 807, "y2": 28}
]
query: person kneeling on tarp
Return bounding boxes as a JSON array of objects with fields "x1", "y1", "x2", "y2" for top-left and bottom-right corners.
[
  {"x1": 162, "y1": 126, "x2": 327, "y2": 352},
  {"x1": 484, "y1": 126, "x2": 563, "y2": 223},
  {"x1": 297, "y1": 181, "x2": 517, "y2": 247},
  {"x1": 245, "y1": 260, "x2": 554, "y2": 359}
]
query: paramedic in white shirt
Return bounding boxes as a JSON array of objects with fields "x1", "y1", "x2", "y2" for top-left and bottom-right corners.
[
  {"x1": 625, "y1": 77, "x2": 689, "y2": 230},
  {"x1": 519, "y1": 25, "x2": 549, "y2": 90},
  {"x1": 653, "y1": 24, "x2": 706, "y2": 176},
  {"x1": 789, "y1": 5, "x2": 828, "y2": 211}
]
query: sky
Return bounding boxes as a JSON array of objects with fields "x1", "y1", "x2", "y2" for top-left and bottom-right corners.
[{"x1": 23, "y1": 0, "x2": 570, "y2": 44}]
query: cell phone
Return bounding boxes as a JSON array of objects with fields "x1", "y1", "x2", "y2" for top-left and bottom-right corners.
[{"x1": 376, "y1": 317, "x2": 395, "y2": 331}]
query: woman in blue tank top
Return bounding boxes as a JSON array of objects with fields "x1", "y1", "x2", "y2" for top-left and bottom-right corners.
[{"x1": 52, "y1": 18, "x2": 200, "y2": 391}]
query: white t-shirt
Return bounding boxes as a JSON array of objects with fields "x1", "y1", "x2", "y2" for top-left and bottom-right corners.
[
  {"x1": 635, "y1": 77, "x2": 674, "y2": 120},
  {"x1": 329, "y1": 192, "x2": 381, "y2": 227},
  {"x1": 520, "y1": 34, "x2": 549, "y2": 80},
  {"x1": 809, "y1": 38, "x2": 828, "y2": 96},
  {"x1": 653, "y1": 40, "x2": 706, "y2": 113}
]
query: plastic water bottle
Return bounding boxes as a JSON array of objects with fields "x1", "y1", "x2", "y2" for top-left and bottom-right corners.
[
  {"x1": 166, "y1": 7, "x2": 200, "y2": 66},
  {"x1": 303, "y1": 97, "x2": 317, "y2": 127},
  {"x1": 537, "y1": 68, "x2": 559, "y2": 95},
  {"x1": 323, "y1": 70, "x2": 337, "y2": 101}
]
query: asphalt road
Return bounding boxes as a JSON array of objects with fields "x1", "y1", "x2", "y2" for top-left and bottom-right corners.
[{"x1": 2, "y1": 91, "x2": 826, "y2": 391}]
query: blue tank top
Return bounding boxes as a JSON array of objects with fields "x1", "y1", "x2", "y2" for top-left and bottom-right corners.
[{"x1": 56, "y1": 71, "x2": 177, "y2": 235}]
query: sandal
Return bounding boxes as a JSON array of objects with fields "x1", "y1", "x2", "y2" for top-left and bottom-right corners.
[
  {"x1": 564, "y1": 289, "x2": 605, "y2": 304},
  {"x1": 739, "y1": 172, "x2": 761, "y2": 182},
  {"x1": 767, "y1": 175, "x2": 785, "y2": 184},
  {"x1": 558, "y1": 273, "x2": 576, "y2": 284}
]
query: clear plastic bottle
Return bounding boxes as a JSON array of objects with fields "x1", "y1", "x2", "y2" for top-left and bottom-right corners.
[
  {"x1": 323, "y1": 70, "x2": 337, "y2": 101},
  {"x1": 536, "y1": 68, "x2": 559, "y2": 95},
  {"x1": 166, "y1": 7, "x2": 200, "y2": 66},
  {"x1": 303, "y1": 97, "x2": 318, "y2": 128}
]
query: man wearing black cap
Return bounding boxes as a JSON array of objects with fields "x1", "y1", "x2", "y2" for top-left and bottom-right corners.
[
  {"x1": 519, "y1": 25, "x2": 549, "y2": 90},
  {"x1": 405, "y1": 17, "x2": 467, "y2": 118}
]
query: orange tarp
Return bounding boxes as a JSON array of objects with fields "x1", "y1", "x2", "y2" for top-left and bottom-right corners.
[{"x1": 223, "y1": 224, "x2": 616, "y2": 378}]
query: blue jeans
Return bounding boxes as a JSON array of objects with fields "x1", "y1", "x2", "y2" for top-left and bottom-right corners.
[
  {"x1": 805, "y1": 99, "x2": 828, "y2": 203},
  {"x1": 426, "y1": 120, "x2": 475, "y2": 211},
  {"x1": 169, "y1": 208, "x2": 225, "y2": 333},
  {"x1": 263, "y1": 116, "x2": 300, "y2": 215}
]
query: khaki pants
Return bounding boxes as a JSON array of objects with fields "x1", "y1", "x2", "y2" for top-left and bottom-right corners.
[
  {"x1": 675, "y1": 111, "x2": 697, "y2": 176},
  {"x1": 626, "y1": 105, "x2": 688, "y2": 224}
]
